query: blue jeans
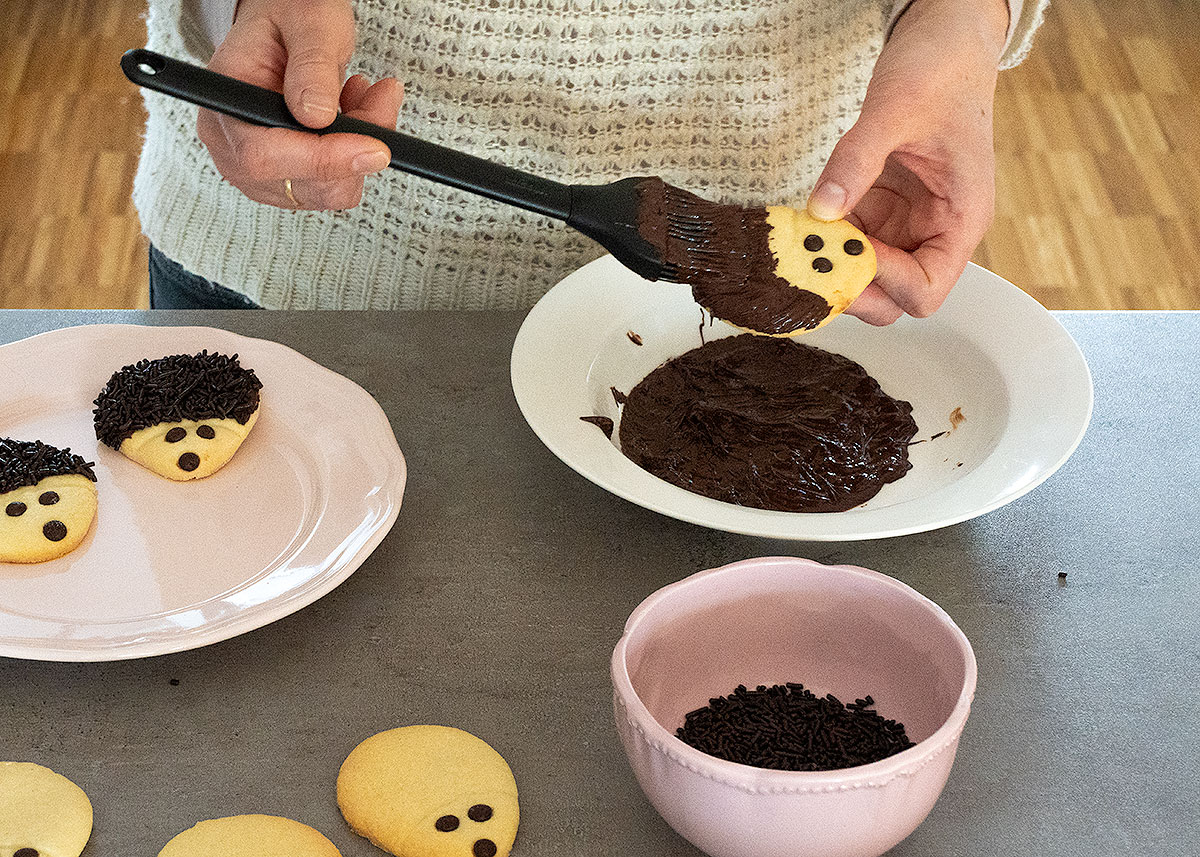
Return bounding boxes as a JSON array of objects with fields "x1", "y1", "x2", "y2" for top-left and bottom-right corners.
[{"x1": 148, "y1": 245, "x2": 260, "y2": 309}]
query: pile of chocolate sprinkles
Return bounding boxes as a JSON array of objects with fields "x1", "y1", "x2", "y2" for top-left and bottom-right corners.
[
  {"x1": 677, "y1": 683, "x2": 915, "y2": 771},
  {"x1": 0, "y1": 438, "x2": 97, "y2": 494},
  {"x1": 93, "y1": 351, "x2": 262, "y2": 448}
]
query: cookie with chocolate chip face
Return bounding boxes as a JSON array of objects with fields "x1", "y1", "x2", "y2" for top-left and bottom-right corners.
[
  {"x1": 93, "y1": 351, "x2": 262, "y2": 481},
  {"x1": 0, "y1": 761, "x2": 94, "y2": 857},
  {"x1": 157, "y1": 815, "x2": 342, "y2": 857},
  {"x1": 337, "y1": 726, "x2": 519, "y2": 857},
  {"x1": 758, "y1": 206, "x2": 877, "y2": 335},
  {"x1": 0, "y1": 439, "x2": 98, "y2": 564}
]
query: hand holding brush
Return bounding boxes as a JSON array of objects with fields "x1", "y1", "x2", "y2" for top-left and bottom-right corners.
[{"x1": 123, "y1": 49, "x2": 876, "y2": 337}]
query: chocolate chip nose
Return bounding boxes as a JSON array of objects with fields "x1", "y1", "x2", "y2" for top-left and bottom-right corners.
[
  {"x1": 43, "y1": 521, "x2": 67, "y2": 542},
  {"x1": 473, "y1": 839, "x2": 497, "y2": 857},
  {"x1": 178, "y1": 452, "x2": 200, "y2": 472},
  {"x1": 15, "y1": 848, "x2": 41, "y2": 857}
]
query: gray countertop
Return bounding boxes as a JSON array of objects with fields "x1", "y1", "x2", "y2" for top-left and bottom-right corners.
[{"x1": 1, "y1": 310, "x2": 1197, "y2": 856}]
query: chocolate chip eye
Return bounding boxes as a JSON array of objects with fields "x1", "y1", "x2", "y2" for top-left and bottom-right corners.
[
  {"x1": 15, "y1": 848, "x2": 40, "y2": 857},
  {"x1": 803, "y1": 234, "x2": 824, "y2": 252},
  {"x1": 474, "y1": 840, "x2": 498, "y2": 857},
  {"x1": 844, "y1": 238, "x2": 864, "y2": 256},
  {"x1": 165, "y1": 427, "x2": 187, "y2": 443},
  {"x1": 39, "y1": 491, "x2": 60, "y2": 506},
  {"x1": 43, "y1": 521, "x2": 67, "y2": 542},
  {"x1": 468, "y1": 804, "x2": 493, "y2": 822},
  {"x1": 5, "y1": 502, "x2": 26, "y2": 517},
  {"x1": 197, "y1": 425, "x2": 216, "y2": 439},
  {"x1": 435, "y1": 815, "x2": 460, "y2": 832},
  {"x1": 177, "y1": 452, "x2": 200, "y2": 472},
  {"x1": 812, "y1": 257, "x2": 833, "y2": 273}
]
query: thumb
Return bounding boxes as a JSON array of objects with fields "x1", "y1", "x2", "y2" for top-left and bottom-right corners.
[
  {"x1": 278, "y1": 1, "x2": 357, "y2": 128},
  {"x1": 807, "y1": 119, "x2": 898, "y2": 222}
]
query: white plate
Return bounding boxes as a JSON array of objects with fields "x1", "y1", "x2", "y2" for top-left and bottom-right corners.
[
  {"x1": 0, "y1": 324, "x2": 406, "y2": 661},
  {"x1": 511, "y1": 257, "x2": 1093, "y2": 541}
]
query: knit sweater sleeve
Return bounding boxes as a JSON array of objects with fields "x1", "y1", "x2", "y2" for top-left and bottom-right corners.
[{"x1": 886, "y1": 0, "x2": 1049, "y2": 69}]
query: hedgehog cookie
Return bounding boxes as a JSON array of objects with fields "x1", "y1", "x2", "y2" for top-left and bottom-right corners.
[
  {"x1": 157, "y1": 815, "x2": 342, "y2": 857},
  {"x1": 337, "y1": 726, "x2": 519, "y2": 857},
  {"x1": 0, "y1": 761, "x2": 94, "y2": 857},
  {"x1": 762, "y1": 206, "x2": 877, "y2": 334},
  {"x1": 0, "y1": 439, "x2": 98, "y2": 564},
  {"x1": 93, "y1": 351, "x2": 263, "y2": 481}
]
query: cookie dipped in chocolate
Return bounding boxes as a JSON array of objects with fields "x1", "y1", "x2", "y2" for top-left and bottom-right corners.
[
  {"x1": 618, "y1": 334, "x2": 917, "y2": 513},
  {"x1": 635, "y1": 180, "x2": 875, "y2": 337}
]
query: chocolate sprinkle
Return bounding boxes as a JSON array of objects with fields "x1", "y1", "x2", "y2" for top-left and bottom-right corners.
[
  {"x1": 468, "y1": 804, "x2": 493, "y2": 822},
  {"x1": 618, "y1": 335, "x2": 917, "y2": 513},
  {"x1": 0, "y1": 438, "x2": 97, "y2": 495},
  {"x1": 38, "y1": 491, "x2": 59, "y2": 505},
  {"x1": 92, "y1": 351, "x2": 262, "y2": 449},
  {"x1": 435, "y1": 815, "x2": 460, "y2": 832},
  {"x1": 42, "y1": 520, "x2": 68, "y2": 542},
  {"x1": 677, "y1": 683, "x2": 915, "y2": 771}
]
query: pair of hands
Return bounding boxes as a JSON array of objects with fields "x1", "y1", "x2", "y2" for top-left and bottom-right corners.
[{"x1": 199, "y1": 0, "x2": 1009, "y2": 325}]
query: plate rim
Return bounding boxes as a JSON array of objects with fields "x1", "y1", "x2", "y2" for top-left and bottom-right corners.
[
  {"x1": 0, "y1": 323, "x2": 406, "y2": 661},
  {"x1": 511, "y1": 258, "x2": 1094, "y2": 541}
]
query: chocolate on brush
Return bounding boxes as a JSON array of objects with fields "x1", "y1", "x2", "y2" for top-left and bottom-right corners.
[{"x1": 636, "y1": 179, "x2": 829, "y2": 334}]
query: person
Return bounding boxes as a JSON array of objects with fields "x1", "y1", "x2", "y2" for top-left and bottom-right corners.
[{"x1": 133, "y1": 0, "x2": 1045, "y2": 317}]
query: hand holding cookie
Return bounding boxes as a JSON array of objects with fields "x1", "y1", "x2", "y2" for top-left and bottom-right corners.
[{"x1": 808, "y1": 0, "x2": 1010, "y2": 325}]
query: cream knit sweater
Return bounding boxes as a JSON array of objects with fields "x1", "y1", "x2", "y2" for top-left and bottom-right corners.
[{"x1": 133, "y1": 0, "x2": 1046, "y2": 309}]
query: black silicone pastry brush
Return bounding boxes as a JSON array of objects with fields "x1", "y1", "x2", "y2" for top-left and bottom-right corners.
[{"x1": 121, "y1": 49, "x2": 876, "y2": 336}]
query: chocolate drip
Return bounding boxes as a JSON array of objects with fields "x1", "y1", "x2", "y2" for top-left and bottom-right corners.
[
  {"x1": 0, "y1": 438, "x2": 97, "y2": 494},
  {"x1": 635, "y1": 178, "x2": 831, "y2": 335},
  {"x1": 580, "y1": 416, "x2": 615, "y2": 439},
  {"x1": 618, "y1": 335, "x2": 917, "y2": 513}
]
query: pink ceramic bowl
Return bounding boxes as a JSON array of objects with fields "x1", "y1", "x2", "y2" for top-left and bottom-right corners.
[{"x1": 611, "y1": 556, "x2": 977, "y2": 857}]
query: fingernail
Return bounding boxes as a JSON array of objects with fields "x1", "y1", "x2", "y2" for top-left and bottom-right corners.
[
  {"x1": 301, "y1": 98, "x2": 337, "y2": 120},
  {"x1": 808, "y1": 181, "x2": 847, "y2": 221},
  {"x1": 353, "y1": 149, "x2": 391, "y2": 173}
]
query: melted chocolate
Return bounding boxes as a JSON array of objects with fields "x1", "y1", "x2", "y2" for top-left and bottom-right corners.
[
  {"x1": 635, "y1": 178, "x2": 831, "y2": 335},
  {"x1": 580, "y1": 416, "x2": 615, "y2": 439},
  {"x1": 618, "y1": 335, "x2": 917, "y2": 513}
]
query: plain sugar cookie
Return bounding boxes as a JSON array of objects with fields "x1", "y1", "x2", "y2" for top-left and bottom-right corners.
[
  {"x1": 0, "y1": 439, "x2": 98, "y2": 564},
  {"x1": 93, "y1": 351, "x2": 262, "y2": 481},
  {"x1": 0, "y1": 761, "x2": 93, "y2": 857},
  {"x1": 157, "y1": 815, "x2": 342, "y2": 857},
  {"x1": 338, "y1": 726, "x2": 519, "y2": 857}
]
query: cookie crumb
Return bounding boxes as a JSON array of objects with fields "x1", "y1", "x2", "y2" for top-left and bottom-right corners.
[
  {"x1": 1057, "y1": 572, "x2": 1068, "y2": 587},
  {"x1": 626, "y1": 331, "x2": 643, "y2": 346}
]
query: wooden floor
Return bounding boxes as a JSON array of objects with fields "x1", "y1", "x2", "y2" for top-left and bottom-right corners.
[{"x1": 1, "y1": 0, "x2": 1197, "y2": 310}]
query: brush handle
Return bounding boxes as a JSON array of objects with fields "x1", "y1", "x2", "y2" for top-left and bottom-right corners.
[{"x1": 121, "y1": 49, "x2": 573, "y2": 220}]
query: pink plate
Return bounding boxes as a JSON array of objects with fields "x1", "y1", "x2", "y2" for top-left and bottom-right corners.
[{"x1": 0, "y1": 324, "x2": 406, "y2": 661}]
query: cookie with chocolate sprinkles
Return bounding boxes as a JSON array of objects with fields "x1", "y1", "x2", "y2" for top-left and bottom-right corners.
[
  {"x1": 93, "y1": 351, "x2": 263, "y2": 481},
  {"x1": 1, "y1": 438, "x2": 99, "y2": 563}
]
